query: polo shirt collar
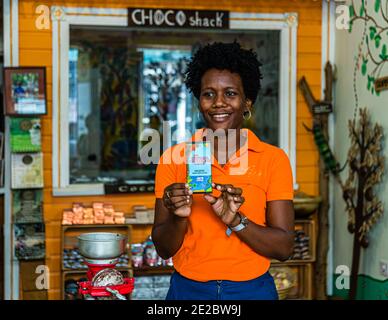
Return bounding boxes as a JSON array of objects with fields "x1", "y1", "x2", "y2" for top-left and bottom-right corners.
[{"x1": 191, "y1": 128, "x2": 264, "y2": 153}]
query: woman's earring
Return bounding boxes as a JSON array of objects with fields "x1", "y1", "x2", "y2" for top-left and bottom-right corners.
[{"x1": 243, "y1": 109, "x2": 252, "y2": 120}]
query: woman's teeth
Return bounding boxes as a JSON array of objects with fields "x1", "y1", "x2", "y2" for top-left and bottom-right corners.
[{"x1": 211, "y1": 113, "x2": 231, "y2": 121}]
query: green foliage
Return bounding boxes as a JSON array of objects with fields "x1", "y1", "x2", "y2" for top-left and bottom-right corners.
[
  {"x1": 369, "y1": 26, "x2": 377, "y2": 40},
  {"x1": 349, "y1": 5, "x2": 355, "y2": 18},
  {"x1": 379, "y1": 44, "x2": 388, "y2": 60},
  {"x1": 374, "y1": 34, "x2": 382, "y2": 48},
  {"x1": 375, "y1": 0, "x2": 381, "y2": 13},
  {"x1": 367, "y1": 75, "x2": 375, "y2": 91},
  {"x1": 362, "y1": 58, "x2": 368, "y2": 76},
  {"x1": 350, "y1": 0, "x2": 385, "y2": 97},
  {"x1": 360, "y1": 0, "x2": 365, "y2": 16}
]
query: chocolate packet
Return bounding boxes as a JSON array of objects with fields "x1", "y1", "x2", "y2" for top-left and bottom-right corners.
[{"x1": 186, "y1": 142, "x2": 212, "y2": 193}]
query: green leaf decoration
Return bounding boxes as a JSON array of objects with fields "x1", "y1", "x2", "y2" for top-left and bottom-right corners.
[
  {"x1": 360, "y1": 0, "x2": 365, "y2": 16},
  {"x1": 372, "y1": 86, "x2": 375, "y2": 94},
  {"x1": 349, "y1": 5, "x2": 354, "y2": 18},
  {"x1": 375, "y1": 34, "x2": 381, "y2": 48},
  {"x1": 376, "y1": 89, "x2": 380, "y2": 96},
  {"x1": 367, "y1": 75, "x2": 373, "y2": 90},
  {"x1": 375, "y1": 0, "x2": 381, "y2": 13},
  {"x1": 362, "y1": 61, "x2": 367, "y2": 75},
  {"x1": 370, "y1": 26, "x2": 377, "y2": 40},
  {"x1": 382, "y1": 44, "x2": 387, "y2": 58}
]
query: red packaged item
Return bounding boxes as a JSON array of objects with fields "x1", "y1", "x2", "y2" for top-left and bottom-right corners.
[
  {"x1": 143, "y1": 236, "x2": 157, "y2": 267},
  {"x1": 131, "y1": 243, "x2": 144, "y2": 268}
]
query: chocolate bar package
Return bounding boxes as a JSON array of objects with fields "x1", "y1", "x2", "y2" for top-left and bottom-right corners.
[{"x1": 186, "y1": 142, "x2": 212, "y2": 193}]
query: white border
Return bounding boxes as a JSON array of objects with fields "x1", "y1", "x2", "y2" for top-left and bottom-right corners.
[
  {"x1": 52, "y1": 7, "x2": 298, "y2": 196},
  {"x1": 3, "y1": 0, "x2": 20, "y2": 300},
  {"x1": 321, "y1": 0, "x2": 337, "y2": 297}
]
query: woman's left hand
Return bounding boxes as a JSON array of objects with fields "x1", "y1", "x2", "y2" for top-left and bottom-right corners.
[{"x1": 204, "y1": 183, "x2": 245, "y2": 226}]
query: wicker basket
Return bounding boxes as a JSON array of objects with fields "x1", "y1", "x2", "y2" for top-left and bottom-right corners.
[
  {"x1": 270, "y1": 266, "x2": 296, "y2": 300},
  {"x1": 276, "y1": 287, "x2": 293, "y2": 300}
]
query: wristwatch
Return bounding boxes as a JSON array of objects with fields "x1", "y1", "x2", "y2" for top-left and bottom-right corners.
[{"x1": 226, "y1": 213, "x2": 249, "y2": 237}]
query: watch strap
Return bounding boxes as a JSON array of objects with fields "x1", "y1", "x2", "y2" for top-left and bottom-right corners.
[{"x1": 226, "y1": 213, "x2": 248, "y2": 237}]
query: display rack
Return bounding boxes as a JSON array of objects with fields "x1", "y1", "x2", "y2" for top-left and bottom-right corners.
[
  {"x1": 60, "y1": 224, "x2": 132, "y2": 300},
  {"x1": 270, "y1": 218, "x2": 316, "y2": 299}
]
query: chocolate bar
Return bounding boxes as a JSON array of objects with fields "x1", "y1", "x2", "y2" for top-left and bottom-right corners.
[{"x1": 186, "y1": 142, "x2": 212, "y2": 193}]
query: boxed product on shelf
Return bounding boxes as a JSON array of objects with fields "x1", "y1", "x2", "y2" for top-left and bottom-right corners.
[
  {"x1": 130, "y1": 237, "x2": 173, "y2": 269},
  {"x1": 291, "y1": 230, "x2": 311, "y2": 260},
  {"x1": 61, "y1": 202, "x2": 128, "y2": 225},
  {"x1": 131, "y1": 243, "x2": 144, "y2": 268},
  {"x1": 125, "y1": 205, "x2": 155, "y2": 224}
]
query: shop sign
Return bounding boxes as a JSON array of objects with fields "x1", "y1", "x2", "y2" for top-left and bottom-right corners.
[
  {"x1": 375, "y1": 76, "x2": 388, "y2": 93},
  {"x1": 313, "y1": 102, "x2": 333, "y2": 114},
  {"x1": 128, "y1": 8, "x2": 229, "y2": 29}
]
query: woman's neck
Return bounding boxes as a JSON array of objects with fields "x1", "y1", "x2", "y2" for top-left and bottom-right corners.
[{"x1": 203, "y1": 128, "x2": 247, "y2": 166}]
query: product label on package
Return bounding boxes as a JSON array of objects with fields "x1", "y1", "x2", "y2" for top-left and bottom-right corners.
[{"x1": 186, "y1": 142, "x2": 212, "y2": 193}]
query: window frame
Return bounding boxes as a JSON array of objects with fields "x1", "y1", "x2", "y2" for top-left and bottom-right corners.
[{"x1": 51, "y1": 6, "x2": 298, "y2": 196}]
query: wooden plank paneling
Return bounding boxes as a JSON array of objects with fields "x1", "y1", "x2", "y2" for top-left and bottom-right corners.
[
  {"x1": 19, "y1": 32, "x2": 52, "y2": 49},
  {"x1": 19, "y1": 49, "x2": 52, "y2": 67},
  {"x1": 297, "y1": 182, "x2": 319, "y2": 196},
  {"x1": 297, "y1": 166, "x2": 319, "y2": 183},
  {"x1": 297, "y1": 134, "x2": 317, "y2": 151},
  {"x1": 297, "y1": 150, "x2": 319, "y2": 167}
]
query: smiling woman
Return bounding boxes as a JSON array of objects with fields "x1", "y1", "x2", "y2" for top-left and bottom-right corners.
[{"x1": 152, "y1": 41, "x2": 294, "y2": 300}]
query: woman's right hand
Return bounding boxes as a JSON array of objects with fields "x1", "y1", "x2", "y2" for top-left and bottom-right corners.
[{"x1": 163, "y1": 183, "x2": 193, "y2": 217}]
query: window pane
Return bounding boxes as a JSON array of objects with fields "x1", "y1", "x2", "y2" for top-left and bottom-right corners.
[{"x1": 69, "y1": 27, "x2": 280, "y2": 185}]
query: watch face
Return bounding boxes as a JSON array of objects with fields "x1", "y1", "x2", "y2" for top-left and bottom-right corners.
[{"x1": 240, "y1": 215, "x2": 249, "y2": 228}]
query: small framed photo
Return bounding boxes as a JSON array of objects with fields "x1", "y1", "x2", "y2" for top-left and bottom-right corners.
[{"x1": 3, "y1": 67, "x2": 47, "y2": 116}]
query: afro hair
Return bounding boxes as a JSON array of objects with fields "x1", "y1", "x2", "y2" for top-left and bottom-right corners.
[{"x1": 185, "y1": 41, "x2": 263, "y2": 104}]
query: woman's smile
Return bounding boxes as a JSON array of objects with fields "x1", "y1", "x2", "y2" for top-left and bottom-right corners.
[{"x1": 208, "y1": 110, "x2": 233, "y2": 122}]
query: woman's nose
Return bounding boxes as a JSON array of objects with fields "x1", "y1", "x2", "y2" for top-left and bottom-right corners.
[{"x1": 213, "y1": 94, "x2": 226, "y2": 107}]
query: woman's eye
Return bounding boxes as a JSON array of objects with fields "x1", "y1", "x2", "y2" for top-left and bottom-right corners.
[
  {"x1": 202, "y1": 92, "x2": 214, "y2": 98},
  {"x1": 226, "y1": 91, "x2": 237, "y2": 96}
]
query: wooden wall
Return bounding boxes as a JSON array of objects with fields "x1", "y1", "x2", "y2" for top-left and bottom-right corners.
[{"x1": 18, "y1": 0, "x2": 322, "y2": 299}]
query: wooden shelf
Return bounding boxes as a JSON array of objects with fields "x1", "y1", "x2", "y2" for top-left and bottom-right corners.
[
  {"x1": 133, "y1": 266, "x2": 174, "y2": 276},
  {"x1": 271, "y1": 259, "x2": 315, "y2": 265},
  {"x1": 62, "y1": 266, "x2": 131, "y2": 273},
  {"x1": 271, "y1": 218, "x2": 316, "y2": 300},
  {"x1": 61, "y1": 224, "x2": 131, "y2": 231}
]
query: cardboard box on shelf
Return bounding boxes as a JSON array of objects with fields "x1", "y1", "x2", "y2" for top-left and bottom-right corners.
[{"x1": 61, "y1": 202, "x2": 129, "y2": 225}]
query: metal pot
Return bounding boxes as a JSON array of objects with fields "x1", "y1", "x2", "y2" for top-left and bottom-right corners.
[{"x1": 78, "y1": 232, "x2": 127, "y2": 259}]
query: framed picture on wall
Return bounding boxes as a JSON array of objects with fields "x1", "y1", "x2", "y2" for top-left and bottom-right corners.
[{"x1": 3, "y1": 66, "x2": 47, "y2": 116}]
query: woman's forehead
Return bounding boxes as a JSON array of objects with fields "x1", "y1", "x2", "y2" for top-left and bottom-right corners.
[{"x1": 201, "y1": 69, "x2": 243, "y2": 88}]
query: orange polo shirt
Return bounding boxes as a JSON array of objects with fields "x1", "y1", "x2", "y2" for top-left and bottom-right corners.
[{"x1": 154, "y1": 128, "x2": 293, "y2": 281}]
